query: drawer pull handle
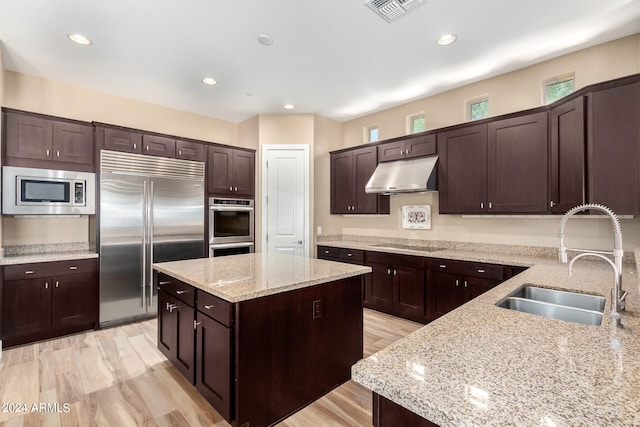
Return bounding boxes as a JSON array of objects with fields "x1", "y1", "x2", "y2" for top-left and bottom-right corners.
[
  {"x1": 477, "y1": 269, "x2": 485, "y2": 273},
  {"x1": 347, "y1": 253, "x2": 353, "y2": 257},
  {"x1": 159, "y1": 281, "x2": 170, "y2": 285},
  {"x1": 25, "y1": 270, "x2": 35, "y2": 274},
  {"x1": 439, "y1": 265, "x2": 446, "y2": 269},
  {"x1": 176, "y1": 290, "x2": 187, "y2": 295},
  {"x1": 324, "y1": 250, "x2": 330, "y2": 254},
  {"x1": 69, "y1": 266, "x2": 78, "y2": 270},
  {"x1": 204, "y1": 304, "x2": 215, "y2": 309}
]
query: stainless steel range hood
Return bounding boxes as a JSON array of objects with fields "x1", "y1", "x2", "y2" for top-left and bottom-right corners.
[{"x1": 365, "y1": 155, "x2": 438, "y2": 195}]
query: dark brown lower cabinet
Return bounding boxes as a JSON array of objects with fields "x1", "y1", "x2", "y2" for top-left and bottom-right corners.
[
  {"x1": 364, "y1": 252, "x2": 427, "y2": 323},
  {"x1": 195, "y1": 311, "x2": 232, "y2": 421},
  {"x1": 157, "y1": 273, "x2": 363, "y2": 427},
  {"x1": 373, "y1": 393, "x2": 440, "y2": 427},
  {"x1": 427, "y1": 258, "x2": 505, "y2": 321},
  {"x1": 157, "y1": 290, "x2": 196, "y2": 383},
  {"x1": 1, "y1": 259, "x2": 98, "y2": 348}
]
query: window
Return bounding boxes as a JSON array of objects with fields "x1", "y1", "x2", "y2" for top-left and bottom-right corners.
[
  {"x1": 467, "y1": 98, "x2": 489, "y2": 121},
  {"x1": 544, "y1": 74, "x2": 574, "y2": 104},
  {"x1": 407, "y1": 113, "x2": 425, "y2": 134},
  {"x1": 367, "y1": 126, "x2": 379, "y2": 143}
]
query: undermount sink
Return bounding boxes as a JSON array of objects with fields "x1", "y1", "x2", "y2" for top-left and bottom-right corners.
[{"x1": 496, "y1": 284, "x2": 605, "y2": 326}]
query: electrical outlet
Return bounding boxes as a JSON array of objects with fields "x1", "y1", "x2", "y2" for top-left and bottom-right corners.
[{"x1": 312, "y1": 300, "x2": 322, "y2": 318}]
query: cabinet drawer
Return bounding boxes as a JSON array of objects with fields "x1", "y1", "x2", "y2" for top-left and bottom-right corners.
[
  {"x1": 427, "y1": 258, "x2": 503, "y2": 280},
  {"x1": 317, "y1": 246, "x2": 340, "y2": 260},
  {"x1": 339, "y1": 248, "x2": 365, "y2": 264},
  {"x1": 157, "y1": 273, "x2": 196, "y2": 307},
  {"x1": 197, "y1": 290, "x2": 233, "y2": 327},
  {"x1": 4, "y1": 259, "x2": 96, "y2": 281},
  {"x1": 366, "y1": 251, "x2": 425, "y2": 269}
]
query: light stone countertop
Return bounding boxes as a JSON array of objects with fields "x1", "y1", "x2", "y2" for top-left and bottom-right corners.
[
  {"x1": 153, "y1": 252, "x2": 371, "y2": 303},
  {"x1": 0, "y1": 251, "x2": 99, "y2": 265},
  {"x1": 347, "y1": 242, "x2": 640, "y2": 426}
]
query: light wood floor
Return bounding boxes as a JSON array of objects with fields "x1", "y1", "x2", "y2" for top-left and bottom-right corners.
[{"x1": 0, "y1": 309, "x2": 422, "y2": 427}]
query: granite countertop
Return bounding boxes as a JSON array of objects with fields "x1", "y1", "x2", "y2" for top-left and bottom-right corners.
[
  {"x1": 153, "y1": 252, "x2": 372, "y2": 303},
  {"x1": 0, "y1": 251, "x2": 99, "y2": 265},
  {"x1": 350, "y1": 249, "x2": 640, "y2": 426}
]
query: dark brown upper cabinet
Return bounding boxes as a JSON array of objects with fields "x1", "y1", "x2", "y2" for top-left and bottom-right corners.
[
  {"x1": 142, "y1": 134, "x2": 176, "y2": 158},
  {"x1": 208, "y1": 146, "x2": 255, "y2": 197},
  {"x1": 586, "y1": 79, "x2": 640, "y2": 215},
  {"x1": 176, "y1": 140, "x2": 205, "y2": 161},
  {"x1": 330, "y1": 145, "x2": 389, "y2": 214},
  {"x1": 550, "y1": 96, "x2": 586, "y2": 214},
  {"x1": 487, "y1": 111, "x2": 549, "y2": 213},
  {"x1": 437, "y1": 123, "x2": 488, "y2": 214},
  {"x1": 3, "y1": 109, "x2": 94, "y2": 171},
  {"x1": 101, "y1": 126, "x2": 143, "y2": 154},
  {"x1": 377, "y1": 134, "x2": 436, "y2": 162}
]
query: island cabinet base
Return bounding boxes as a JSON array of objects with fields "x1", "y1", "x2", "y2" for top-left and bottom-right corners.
[
  {"x1": 373, "y1": 393, "x2": 440, "y2": 427},
  {"x1": 234, "y1": 275, "x2": 364, "y2": 426},
  {"x1": 157, "y1": 271, "x2": 364, "y2": 427}
]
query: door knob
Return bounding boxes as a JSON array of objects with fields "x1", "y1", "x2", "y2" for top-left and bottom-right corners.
[{"x1": 294, "y1": 240, "x2": 303, "y2": 244}]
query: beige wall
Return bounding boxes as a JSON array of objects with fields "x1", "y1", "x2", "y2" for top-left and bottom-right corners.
[{"x1": 320, "y1": 34, "x2": 640, "y2": 252}]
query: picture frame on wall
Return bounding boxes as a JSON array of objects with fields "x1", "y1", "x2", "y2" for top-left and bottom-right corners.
[{"x1": 402, "y1": 205, "x2": 431, "y2": 230}]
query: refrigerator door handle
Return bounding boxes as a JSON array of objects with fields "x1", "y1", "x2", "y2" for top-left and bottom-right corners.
[
  {"x1": 148, "y1": 180, "x2": 154, "y2": 309},
  {"x1": 141, "y1": 180, "x2": 148, "y2": 308}
]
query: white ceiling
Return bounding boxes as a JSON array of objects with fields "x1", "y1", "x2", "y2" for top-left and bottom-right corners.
[{"x1": 1, "y1": 0, "x2": 640, "y2": 123}]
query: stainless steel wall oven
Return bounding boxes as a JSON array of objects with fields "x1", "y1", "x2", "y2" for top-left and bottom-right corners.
[{"x1": 209, "y1": 197, "x2": 254, "y2": 256}]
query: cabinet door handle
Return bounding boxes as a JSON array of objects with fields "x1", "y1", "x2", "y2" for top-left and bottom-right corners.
[
  {"x1": 234, "y1": 187, "x2": 238, "y2": 191},
  {"x1": 194, "y1": 320, "x2": 201, "y2": 329},
  {"x1": 229, "y1": 186, "x2": 233, "y2": 191},
  {"x1": 168, "y1": 303, "x2": 178, "y2": 312},
  {"x1": 69, "y1": 266, "x2": 78, "y2": 270},
  {"x1": 204, "y1": 304, "x2": 215, "y2": 309},
  {"x1": 464, "y1": 281, "x2": 468, "y2": 288},
  {"x1": 46, "y1": 149, "x2": 50, "y2": 156},
  {"x1": 133, "y1": 143, "x2": 137, "y2": 150},
  {"x1": 406, "y1": 149, "x2": 410, "y2": 155},
  {"x1": 400, "y1": 149, "x2": 404, "y2": 155},
  {"x1": 178, "y1": 149, "x2": 182, "y2": 156},
  {"x1": 455, "y1": 279, "x2": 459, "y2": 287},
  {"x1": 550, "y1": 201, "x2": 555, "y2": 208},
  {"x1": 159, "y1": 281, "x2": 170, "y2": 285},
  {"x1": 439, "y1": 265, "x2": 446, "y2": 269},
  {"x1": 477, "y1": 269, "x2": 485, "y2": 273},
  {"x1": 393, "y1": 269, "x2": 397, "y2": 275},
  {"x1": 480, "y1": 202, "x2": 484, "y2": 209},
  {"x1": 387, "y1": 268, "x2": 391, "y2": 275},
  {"x1": 55, "y1": 281, "x2": 59, "y2": 288},
  {"x1": 489, "y1": 202, "x2": 493, "y2": 209},
  {"x1": 176, "y1": 290, "x2": 187, "y2": 295},
  {"x1": 25, "y1": 270, "x2": 34, "y2": 275},
  {"x1": 45, "y1": 282, "x2": 49, "y2": 289},
  {"x1": 146, "y1": 145, "x2": 150, "y2": 151}
]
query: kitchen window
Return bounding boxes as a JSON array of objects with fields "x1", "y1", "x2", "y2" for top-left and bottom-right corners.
[
  {"x1": 544, "y1": 74, "x2": 574, "y2": 104},
  {"x1": 407, "y1": 113, "x2": 425, "y2": 134},
  {"x1": 366, "y1": 126, "x2": 379, "y2": 143},
  {"x1": 467, "y1": 97, "x2": 489, "y2": 121}
]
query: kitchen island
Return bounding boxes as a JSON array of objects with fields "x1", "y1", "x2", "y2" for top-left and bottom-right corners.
[
  {"x1": 352, "y1": 259, "x2": 640, "y2": 426},
  {"x1": 153, "y1": 252, "x2": 371, "y2": 427}
]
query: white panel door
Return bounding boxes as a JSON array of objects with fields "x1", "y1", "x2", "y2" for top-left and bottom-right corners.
[{"x1": 264, "y1": 147, "x2": 307, "y2": 255}]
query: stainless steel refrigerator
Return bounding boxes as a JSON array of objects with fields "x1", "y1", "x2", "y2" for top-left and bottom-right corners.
[{"x1": 98, "y1": 150, "x2": 205, "y2": 327}]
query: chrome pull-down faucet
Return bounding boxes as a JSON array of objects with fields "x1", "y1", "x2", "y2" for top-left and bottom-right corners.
[{"x1": 558, "y1": 204, "x2": 627, "y2": 327}]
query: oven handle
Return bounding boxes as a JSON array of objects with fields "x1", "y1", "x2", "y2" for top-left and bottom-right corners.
[
  {"x1": 210, "y1": 206, "x2": 254, "y2": 212},
  {"x1": 210, "y1": 242, "x2": 254, "y2": 249}
]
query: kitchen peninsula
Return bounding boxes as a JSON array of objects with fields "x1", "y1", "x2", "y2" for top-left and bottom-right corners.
[{"x1": 152, "y1": 252, "x2": 371, "y2": 427}]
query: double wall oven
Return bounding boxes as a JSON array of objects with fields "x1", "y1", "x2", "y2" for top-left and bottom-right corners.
[{"x1": 209, "y1": 197, "x2": 254, "y2": 257}]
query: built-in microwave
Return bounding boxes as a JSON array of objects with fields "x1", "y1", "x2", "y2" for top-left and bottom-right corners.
[{"x1": 2, "y1": 166, "x2": 96, "y2": 215}]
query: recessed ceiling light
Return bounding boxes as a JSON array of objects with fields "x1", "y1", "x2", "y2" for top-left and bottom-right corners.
[
  {"x1": 283, "y1": 104, "x2": 295, "y2": 110},
  {"x1": 436, "y1": 33, "x2": 457, "y2": 46},
  {"x1": 67, "y1": 33, "x2": 93, "y2": 46},
  {"x1": 201, "y1": 77, "x2": 218, "y2": 85},
  {"x1": 257, "y1": 34, "x2": 273, "y2": 46}
]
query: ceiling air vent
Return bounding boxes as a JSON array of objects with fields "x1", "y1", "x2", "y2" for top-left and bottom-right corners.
[{"x1": 365, "y1": 0, "x2": 426, "y2": 23}]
